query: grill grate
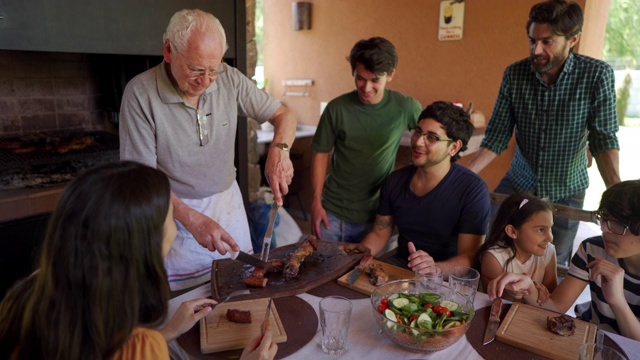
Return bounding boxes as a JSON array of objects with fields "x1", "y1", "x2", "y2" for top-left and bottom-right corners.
[
  {"x1": 0, "y1": 131, "x2": 120, "y2": 190},
  {"x1": 0, "y1": 131, "x2": 119, "y2": 169}
]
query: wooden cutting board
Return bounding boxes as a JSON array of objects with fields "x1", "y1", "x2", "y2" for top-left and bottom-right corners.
[
  {"x1": 336, "y1": 259, "x2": 415, "y2": 295},
  {"x1": 211, "y1": 240, "x2": 369, "y2": 301},
  {"x1": 496, "y1": 302, "x2": 597, "y2": 360},
  {"x1": 200, "y1": 297, "x2": 287, "y2": 354}
]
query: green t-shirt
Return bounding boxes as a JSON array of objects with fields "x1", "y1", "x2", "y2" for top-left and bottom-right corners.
[{"x1": 311, "y1": 89, "x2": 422, "y2": 224}]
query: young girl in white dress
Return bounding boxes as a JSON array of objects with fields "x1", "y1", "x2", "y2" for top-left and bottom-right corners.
[{"x1": 479, "y1": 193, "x2": 557, "y2": 302}]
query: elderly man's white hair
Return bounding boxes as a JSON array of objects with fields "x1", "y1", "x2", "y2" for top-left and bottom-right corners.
[{"x1": 163, "y1": 9, "x2": 229, "y2": 54}]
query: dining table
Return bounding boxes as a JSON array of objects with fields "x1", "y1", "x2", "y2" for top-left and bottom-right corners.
[{"x1": 166, "y1": 274, "x2": 640, "y2": 360}]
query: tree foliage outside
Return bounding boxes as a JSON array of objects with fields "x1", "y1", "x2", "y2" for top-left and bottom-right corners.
[
  {"x1": 603, "y1": 0, "x2": 640, "y2": 69},
  {"x1": 616, "y1": 74, "x2": 632, "y2": 126}
]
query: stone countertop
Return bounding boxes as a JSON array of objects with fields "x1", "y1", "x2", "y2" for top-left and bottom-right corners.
[{"x1": 0, "y1": 185, "x2": 64, "y2": 222}]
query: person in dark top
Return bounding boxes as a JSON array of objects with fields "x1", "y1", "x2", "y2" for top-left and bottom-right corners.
[{"x1": 361, "y1": 101, "x2": 490, "y2": 277}]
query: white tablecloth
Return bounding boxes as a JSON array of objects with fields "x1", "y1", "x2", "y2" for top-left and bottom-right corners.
[
  {"x1": 167, "y1": 283, "x2": 640, "y2": 360},
  {"x1": 166, "y1": 284, "x2": 491, "y2": 359}
]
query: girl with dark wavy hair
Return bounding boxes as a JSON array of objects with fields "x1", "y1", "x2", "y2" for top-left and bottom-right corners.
[
  {"x1": 479, "y1": 192, "x2": 558, "y2": 302},
  {"x1": 0, "y1": 161, "x2": 277, "y2": 359}
]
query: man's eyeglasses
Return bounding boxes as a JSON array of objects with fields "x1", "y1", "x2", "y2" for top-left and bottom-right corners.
[
  {"x1": 595, "y1": 211, "x2": 629, "y2": 236},
  {"x1": 186, "y1": 63, "x2": 225, "y2": 79},
  {"x1": 196, "y1": 110, "x2": 209, "y2": 146},
  {"x1": 411, "y1": 128, "x2": 453, "y2": 145}
]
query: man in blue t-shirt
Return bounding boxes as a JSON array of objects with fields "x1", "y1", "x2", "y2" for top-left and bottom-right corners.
[{"x1": 361, "y1": 101, "x2": 490, "y2": 276}]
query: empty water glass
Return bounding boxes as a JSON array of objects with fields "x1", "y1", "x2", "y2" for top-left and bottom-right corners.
[
  {"x1": 319, "y1": 296, "x2": 352, "y2": 355},
  {"x1": 417, "y1": 265, "x2": 444, "y2": 291},
  {"x1": 448, "y1": 266, "x2": 480, "y2": 303}
]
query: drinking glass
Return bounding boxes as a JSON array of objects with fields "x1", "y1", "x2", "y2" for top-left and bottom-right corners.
[
  {"x1": 448, "y1": 266, "x2": 480, "y2": 303},
  {"x1": 578, "y1": 343, "x2": 625, "y2": 360},
  {"x1": 319, "y1": 296, "x2": 352, "y2": 355},
  {"x1": 417, "y1": 265, "x2": 444, "y2": 291}
]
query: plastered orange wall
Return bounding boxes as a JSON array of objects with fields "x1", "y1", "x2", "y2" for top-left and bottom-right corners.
[{"x1": 261, "y1": 0, "x2": 603, "y2": 208}]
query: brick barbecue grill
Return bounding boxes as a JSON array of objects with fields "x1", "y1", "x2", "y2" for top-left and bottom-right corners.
[{"x1": 0, "y1": 131, "x2": 119, "y2": 191}]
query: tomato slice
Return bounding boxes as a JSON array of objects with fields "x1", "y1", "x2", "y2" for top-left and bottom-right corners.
[{"x1": 433, "y1": 305, "x2": 443, "y2": 315}]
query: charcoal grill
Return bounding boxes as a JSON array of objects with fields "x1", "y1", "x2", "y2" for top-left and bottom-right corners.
[{"x1": 0, "y1": 131, "x2": 119, "y2": 190}]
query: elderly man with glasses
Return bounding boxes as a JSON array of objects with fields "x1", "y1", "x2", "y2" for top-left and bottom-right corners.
[
  {"x1": 361, "y1": 101, "x2": 490, "y2": 277},
  {"x1": 119, "y1": 9, "x2": 296, "y2": 292}
]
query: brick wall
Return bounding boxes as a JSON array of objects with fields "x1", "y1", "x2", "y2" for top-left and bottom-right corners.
[{"x1": 0, "y1": 50, "x2": 124, "y2": 137}]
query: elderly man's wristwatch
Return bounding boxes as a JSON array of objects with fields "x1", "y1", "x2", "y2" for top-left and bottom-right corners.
[{"x1": 270, "y1": 142, "x2": 290, "y2": 152}]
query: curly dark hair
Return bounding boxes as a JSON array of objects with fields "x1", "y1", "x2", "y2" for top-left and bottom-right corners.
[
  {"x1": 599, "y1": 180, "x2": 640, "y2": 236},
  {"x1": 348, "y1": 36, "x2": 398, "y2": 75},
  {"x1": 527, "y1": 0, "x2": 583, "y2": 39},
  {"x1": 418, "y1": 101, "x2": 474, "y2": 162}
]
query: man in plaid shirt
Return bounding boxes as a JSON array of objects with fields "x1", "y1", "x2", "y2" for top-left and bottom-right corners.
[{"x1": 466, "y1": 0, "x2": 620, "y2": 266}]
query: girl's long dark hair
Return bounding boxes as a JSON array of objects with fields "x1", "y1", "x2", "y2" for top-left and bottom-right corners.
[
  {"x1": 0, "y1": 161, "x2": 171, "y2": 359},
  {"x1": 479, "y1": 192, "x2": 553, "y2": 270}
]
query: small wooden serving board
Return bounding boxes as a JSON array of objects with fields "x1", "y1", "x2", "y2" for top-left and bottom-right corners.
[
  {"x1": 200, "y1": 297, "x2": 287, "y2": 354},
  {"x1": 211, "y1": 240, "x2": 369, "y2": 301},
  {"x1": 336, "y1": 259, "x2": 415, "y2": 295},
  {"x1": 495, "y1": 302, "x2": 597, "y2": 360}
]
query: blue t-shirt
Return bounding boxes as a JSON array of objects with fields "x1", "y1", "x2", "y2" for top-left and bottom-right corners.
[{"x1": 379, "y1": 164, "x2": 490, "y2": 263}]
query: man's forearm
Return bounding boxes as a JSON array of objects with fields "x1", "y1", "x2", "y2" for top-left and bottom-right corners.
[
  {"x1": 269, "y1": 105, "x2": 297, "y2": 147},
  {"x1": 594, "y1": 148, "x2": 621, "y2": 187},
  {"x1": 311, "y1": 152, "x2": 331, "y2": 203},
  {"x1": 464, "y1": 147, "x2": 498, "y2": 174},
  {"x1": 171, "y1": 191, "x2": 195, "y2": 228}
]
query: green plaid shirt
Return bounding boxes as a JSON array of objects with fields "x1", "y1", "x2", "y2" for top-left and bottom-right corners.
[{"x1": 481, "y1": 53, "x2": 619, "y2": 202}]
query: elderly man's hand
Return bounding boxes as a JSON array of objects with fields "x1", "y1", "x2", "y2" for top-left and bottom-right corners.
[
  {"x1": 264, "y1": 146, "x2": 294, "y2": 206},
  {"x1": 188, "y1": 210, "x2": 239, "y2": 254}
]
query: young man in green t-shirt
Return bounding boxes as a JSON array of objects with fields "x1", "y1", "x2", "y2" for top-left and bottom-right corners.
[{"x1": 310, "y1": 37, "x2": 422, "y2": 243}]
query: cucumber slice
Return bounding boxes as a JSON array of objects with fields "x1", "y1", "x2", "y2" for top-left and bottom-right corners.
[
  {"x1": 440, "y1": 300, "x2": 459, "y2": 311},
  {"x1": 409, "y1": 320, "x2": 420, "y2": 336},
  {"x1": 417, "y1": 312, "x2": 432, "y2": 329},
  {"x1": 384, "y1": 309, "x2": 398, "y2": 323},
  {"x1": 391, "y1": 297, "x2": 410, "y2": 309},
  {"x1": 404, "y1": 302, "x2": 418, "y2": 313},
  {"x1": 387, "y1": 293, "x2": 399, "y2": 301}
]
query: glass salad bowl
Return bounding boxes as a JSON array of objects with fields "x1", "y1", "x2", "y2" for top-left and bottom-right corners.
[{"x1": 370, "y1": 279, "x2": 475, "y2": 352}]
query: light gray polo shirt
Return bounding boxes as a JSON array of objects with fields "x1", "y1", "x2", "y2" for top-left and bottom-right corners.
[{"x1": 119, "y1": 62, "x2": 280, "y2": 199}]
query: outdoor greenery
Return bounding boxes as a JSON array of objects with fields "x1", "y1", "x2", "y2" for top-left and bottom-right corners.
[
  {"x1": 616, "y1": 74, "x2": 631, "y2": 126},
  {"x1": 603, "y1": 0, "x2": 640, "y2": 69}
]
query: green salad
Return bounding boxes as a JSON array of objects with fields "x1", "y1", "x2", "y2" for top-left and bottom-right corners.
[{"x1": 376, "y1": 292, "x2": 474, "y2": 333}]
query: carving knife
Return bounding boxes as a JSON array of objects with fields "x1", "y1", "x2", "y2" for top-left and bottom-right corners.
[
  {"x1": 223, "y1": 243, "x2": 275, "y2": 271},
  {"x1": 260, "y1": 202, "x2": 279, "y2": 262},
  {"x1": 348, "y1": 253, "x2": 373, "y2": 286},
  {"x1": 261, "y1": 298, "x2": 273, "y2": 334},
  {"x1": 483, "y1": 297, "x2": 503, "y2": 345}
]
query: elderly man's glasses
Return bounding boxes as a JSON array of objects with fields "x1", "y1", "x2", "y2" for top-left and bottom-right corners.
[
  {"x1": 196, "y1": 110, "x2": 209, "y2": 146},
  {"x1": 595, "y1": 211, "x2": 629, "y2": 236},
  {"x1": 186, "y1": 63, "x2": 225, "y2": 79},
  {"x1": 411, "y1": 128, "x2": 453, "y2": 145}
]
